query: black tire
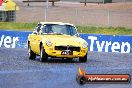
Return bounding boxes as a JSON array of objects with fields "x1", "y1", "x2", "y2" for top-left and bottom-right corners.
[
  {"x1": 79, "y1": 53, "x2": 87, "y2": 63},
  {"x1": 28, "y1": 45, "x2": 36, "y2": 60},
  {"x1": 40, "y1": 45, "x2": 48, "y2": 62}
]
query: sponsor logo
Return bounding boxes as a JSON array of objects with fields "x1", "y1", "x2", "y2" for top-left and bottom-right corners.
[
  {"x1": 0, "y1": 35, "x2": 19, "y2": 48},
  {"x1": 88, "y1": 36, "x2": 131, "y2": 53},
  {"x1": 76, "y1": 66, "x2": 131, "y2": 85}
]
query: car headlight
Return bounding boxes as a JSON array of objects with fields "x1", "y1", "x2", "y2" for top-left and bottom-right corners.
[
  {"x1": 82, "y1": 42, "x2": 88, "y2": 48},
  {"x1": 46, "y1": 40, "x2": 52, "y2": 46}
]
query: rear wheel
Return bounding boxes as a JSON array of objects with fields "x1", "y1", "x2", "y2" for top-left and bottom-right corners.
[
  {"x1": 40, "y1": 45, "x2": 48, "y2": 62},
  {"x1": 28, "y1": 45, "x2": 36, "y2": 60},
  {"x1": 79, "y1": 53, "x2": 87, "y2": 63}
]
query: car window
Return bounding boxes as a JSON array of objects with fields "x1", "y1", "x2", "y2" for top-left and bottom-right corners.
[
  {"x1": 42, "y1": 25, "x2": 53, "y2": 33},
  {"x1": 42, "y1": 24, "x2": 77, "y2": 36},
  {"x1": 52, "y1": 25, "x2": 68, "y2": 34}
]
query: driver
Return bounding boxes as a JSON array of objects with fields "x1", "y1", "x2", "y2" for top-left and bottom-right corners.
[{"x1": 43, "y1": 25, "x2": 53, "y2": 33}]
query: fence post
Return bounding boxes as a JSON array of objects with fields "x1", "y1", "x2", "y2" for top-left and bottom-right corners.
[
  {"x1": 103, "y1": 0, "x2": 104, "y2": 4},
  {"x1": 84, "y1": 0, "x2": 86, "y2": 6},
  {"x1": 46, "y1": 0, "x2": 49, "y2": 8},
  {"x1": 45, "y1": 0, "x2": 49, "y2": 22},
  {"x1": 28, "y1": 0, "x2": 29, "y2": 6},
  {"x1": 44, "y1": 7, "x2": 47, "y2": 22},
  {"x1": 123, "y1": 0, "x2": 125, "y2": 3},
  {"x1": 107, "y1": 10, "x2": 110, "y2": 26}
]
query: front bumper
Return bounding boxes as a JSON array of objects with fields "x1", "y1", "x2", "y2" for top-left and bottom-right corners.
[{"x1": 44, "y1": 45, "x2": 88, "y2": 58}]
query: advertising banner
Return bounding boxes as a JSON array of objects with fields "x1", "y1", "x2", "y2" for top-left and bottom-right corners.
[
  {"x1": 0, "y1": 30, "x2": 31, "y2": 48},
  {"x1": 80, "y1": 34, "x2": 132, "y2": 53},
  {"x1": 0, "y1": 30, "x2": 132, "y2": 53}
]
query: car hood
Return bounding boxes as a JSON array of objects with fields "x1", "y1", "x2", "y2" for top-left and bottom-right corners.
[{"x1": 42, "y1": 35, "x2": 86, "y2": 46}]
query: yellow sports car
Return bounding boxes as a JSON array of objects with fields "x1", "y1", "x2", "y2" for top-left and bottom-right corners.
[{"x1": 28, "y1": 22, "x2": 88, "y2": 62}]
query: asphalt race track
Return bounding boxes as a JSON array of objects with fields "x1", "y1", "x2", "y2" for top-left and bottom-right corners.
[{"x1": 0, "y1": 48, "x2": 132, "y2": 88}]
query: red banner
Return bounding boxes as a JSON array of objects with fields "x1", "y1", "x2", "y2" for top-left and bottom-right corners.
[{"x1": 0, "y1": 0, "x2": 2, "y2": 6}]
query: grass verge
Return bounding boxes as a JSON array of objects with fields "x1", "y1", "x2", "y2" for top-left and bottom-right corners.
[{"x1": 0, "y1": 22, "x2": 132, "y2": 35}]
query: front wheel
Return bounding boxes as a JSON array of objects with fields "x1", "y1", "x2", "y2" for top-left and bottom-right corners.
[
  {"x1": 40, "y1": 45, "x2": 48, "y2": 62},
  {"x1": 28, "y1": 45, "x2": 36, "y2": 60},
  {"x1": 79, "y1": 53, "x2": 87, "y2": 63}
]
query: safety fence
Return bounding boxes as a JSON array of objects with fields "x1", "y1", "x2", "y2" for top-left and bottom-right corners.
[
  {"x1": 45, "y1": 9, "x2": 132, "y2": 28},
  {"x1": 15, "y1": 5, "x2": 132, "y2": 28}
]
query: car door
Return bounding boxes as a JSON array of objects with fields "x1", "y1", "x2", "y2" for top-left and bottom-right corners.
[{"x1": 34, "y1": 23, "x2": 43, "y2": 54}]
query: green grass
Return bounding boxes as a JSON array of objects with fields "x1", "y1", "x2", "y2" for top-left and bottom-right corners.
[
  {"x1": 77, "y1": 26, "x2": 132, "y2": 35},
  {"x1": 0, "y1": 22, "x2": 37, "y2": 31},
  {"x1": 0, "y1": 22, "x2": 132, "y2": 35}
]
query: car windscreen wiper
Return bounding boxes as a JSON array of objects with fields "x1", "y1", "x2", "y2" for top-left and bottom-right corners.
[
  {"x1": 53, "y1": 32, "x2": 64, "y2": 35},
  {"x1": 42, "y1": 32, "x2": 64, "y2": 35}
]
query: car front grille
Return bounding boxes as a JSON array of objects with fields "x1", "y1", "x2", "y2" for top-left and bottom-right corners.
[{"x1": 55, "y1": 46, "x2": 80, "y2": 52}]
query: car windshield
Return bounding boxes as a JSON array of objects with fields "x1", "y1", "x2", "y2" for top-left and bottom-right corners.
[{"x1": 42, "y1": 24, "x2": 77, "y2": 36}]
